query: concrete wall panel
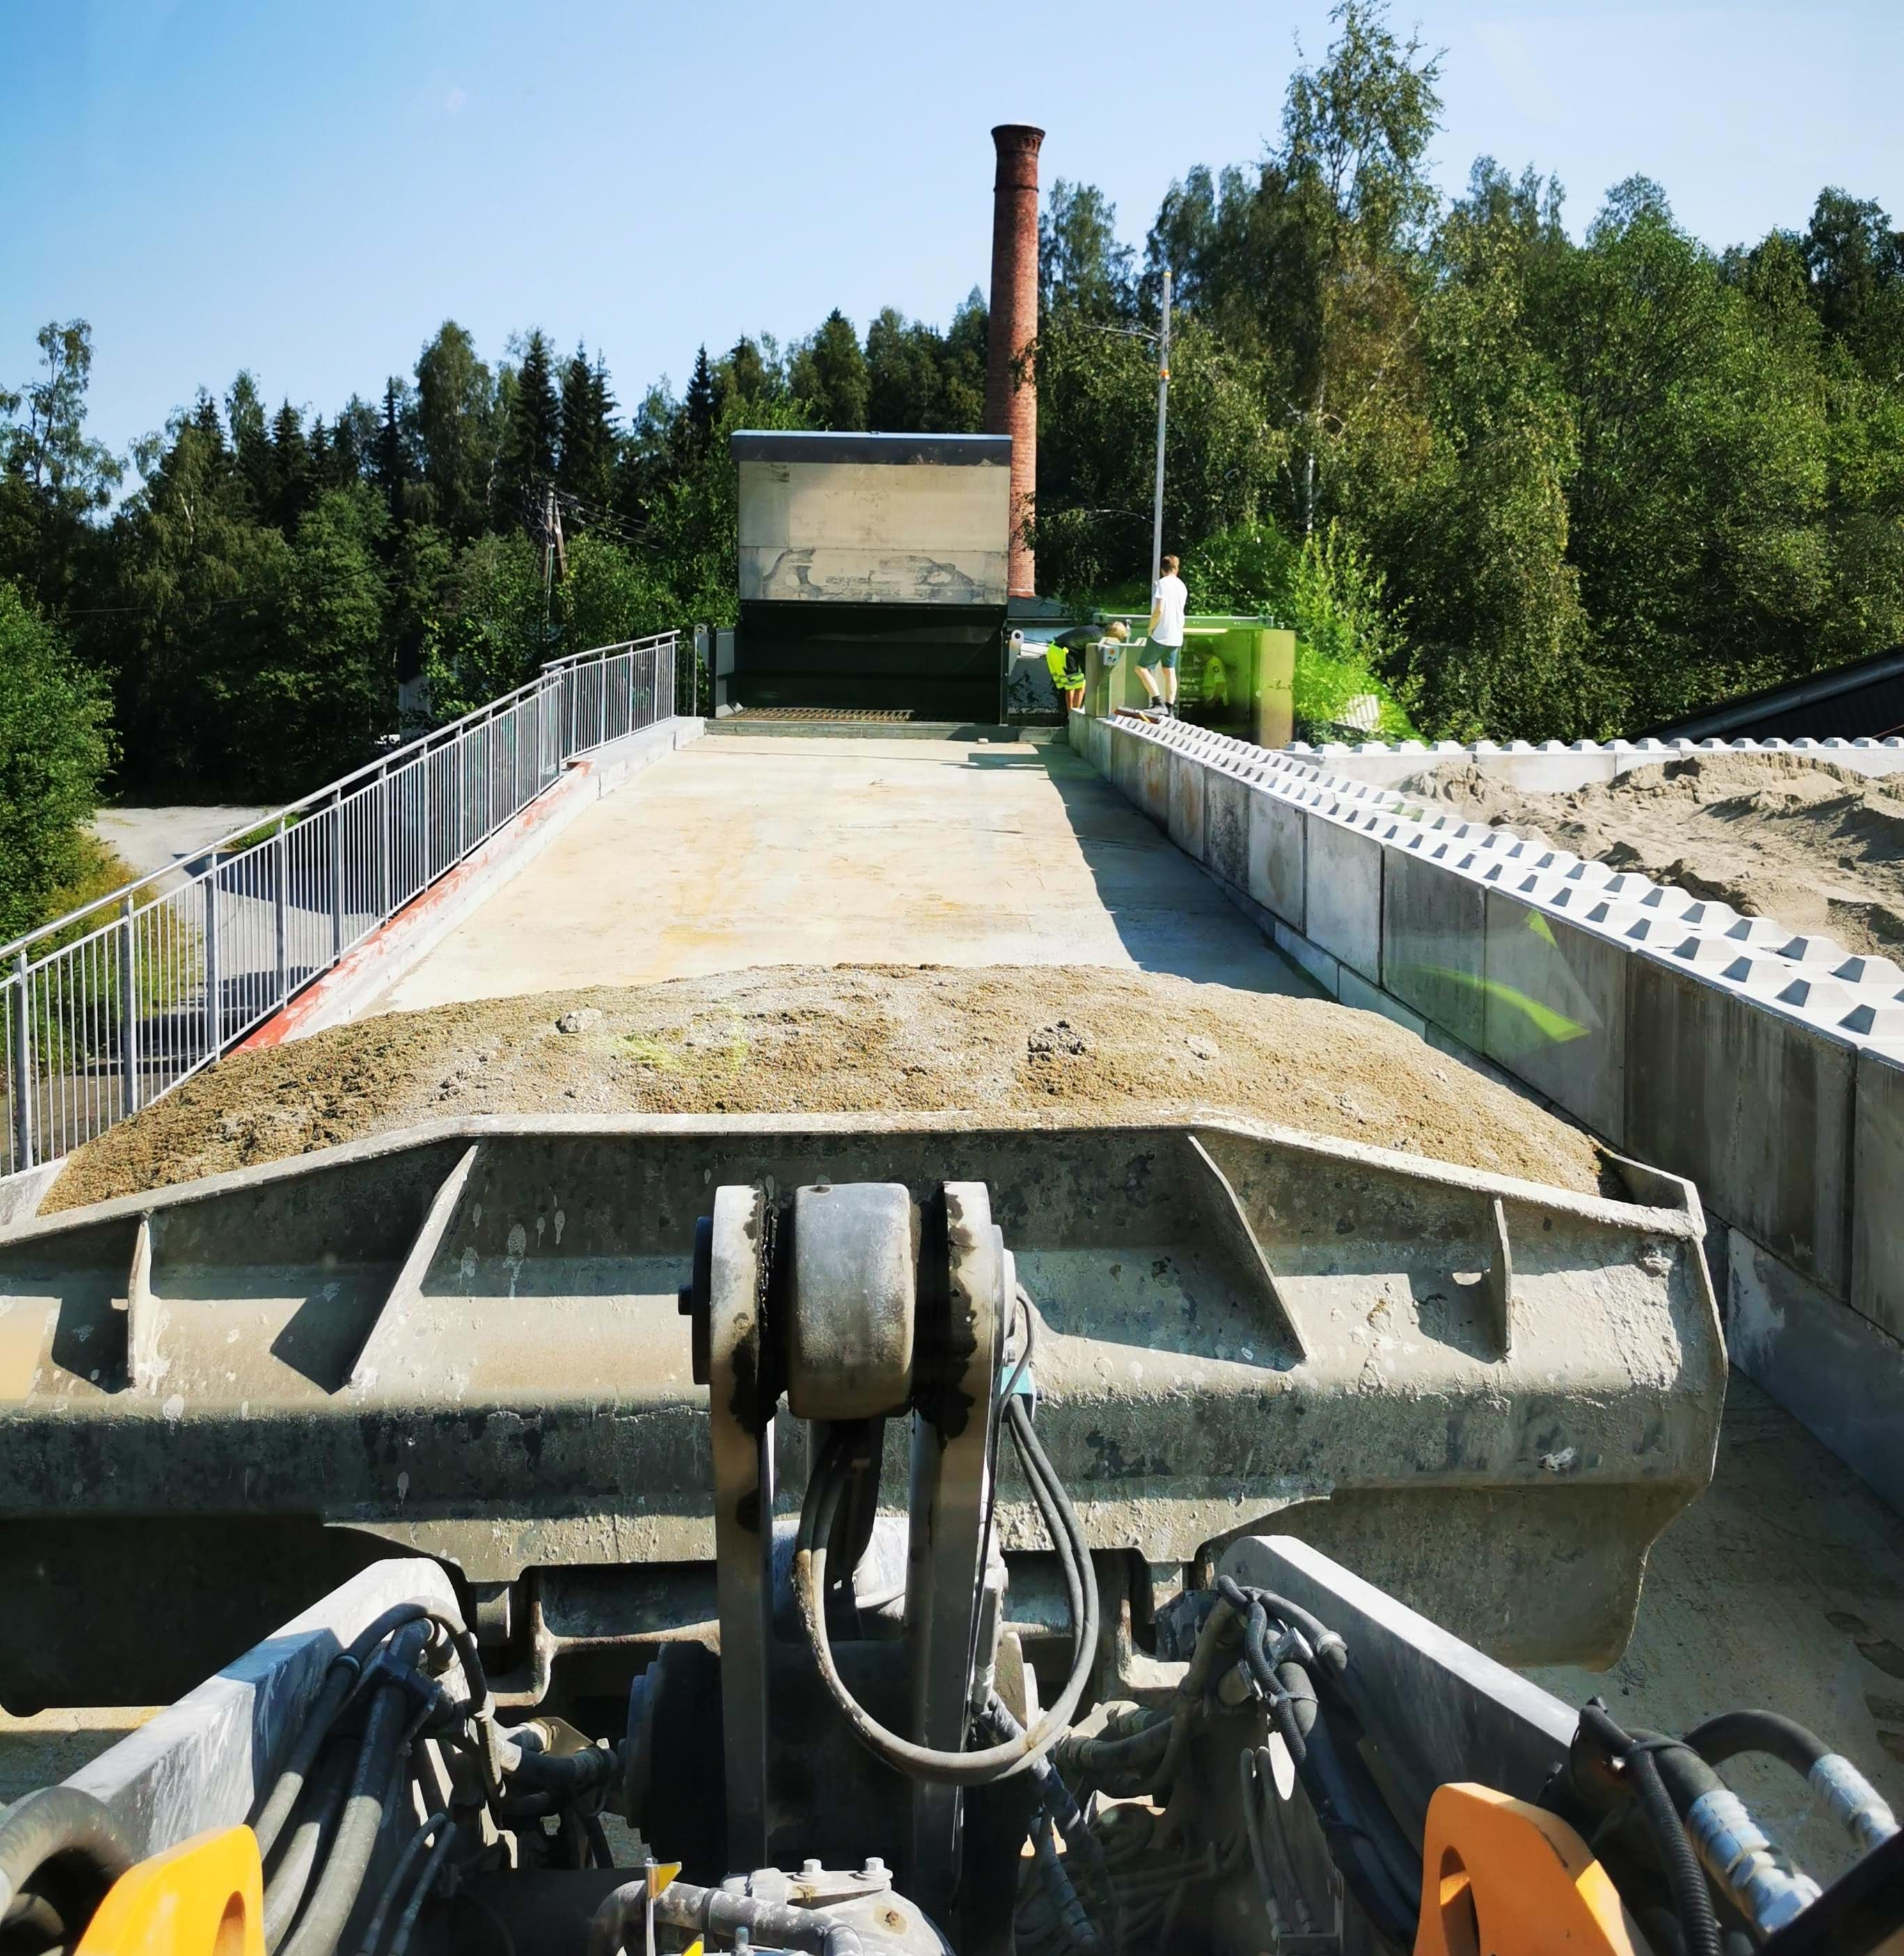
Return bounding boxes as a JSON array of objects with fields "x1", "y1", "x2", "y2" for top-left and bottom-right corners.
[
  {"x1": 1482, "y1": 894, "x2": 1627, "y2": 1143},
  {"x1": 1203, "y1": 769, "x2": 1250, "y2": 888},
  {"x1": 1626, "y1": 962, "x2": 1854, "y2": 1296},
  {"x1": 1167, "y1": 747, "x2": 1206, "y2": 857},
  {"x1": 1305, "y1": 815, "x2": 1383, "y2": 982},
  {"x1": 1728, "y1": 1228, "x2": 1904, "y2": 1512},
  {"x1": 1136, "y1": 735, "x2": 1171, "y2": 828},
  {"x1": 1852, "y1": 1045, "x2": 1904, "y2": 1343},
  {"x1": 1246, "y1": 788, "x2": 1305, "y2": 931},
  {"x1": 1383, "y1": 844, "x2": 1486, "y2": 1048}
]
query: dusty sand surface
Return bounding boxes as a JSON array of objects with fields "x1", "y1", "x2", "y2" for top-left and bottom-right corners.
[
  {"x1": 1406, "y1": 752, "x2": 1904, "y2": 956},
  {"x1": 47, "y1": 962, "x2": 1609, "y2": 1210}
]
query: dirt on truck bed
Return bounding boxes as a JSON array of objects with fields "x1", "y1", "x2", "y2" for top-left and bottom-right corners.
[
  {"x1": 1408, "y1": 751, "x2": 1904, "y2": 957},
  {"x1": 46, "y1": 963, "x2": 1610, "y2": 1210}
]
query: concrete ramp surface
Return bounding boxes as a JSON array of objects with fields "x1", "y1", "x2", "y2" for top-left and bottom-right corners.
[{"x1": 373, "y1": 735, "x2": 1314, "y2": 1012}]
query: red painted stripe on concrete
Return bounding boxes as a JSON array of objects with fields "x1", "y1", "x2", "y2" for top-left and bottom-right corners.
[{"x1": 238, "y1": 760, "x2": 595, "y2": 1051}]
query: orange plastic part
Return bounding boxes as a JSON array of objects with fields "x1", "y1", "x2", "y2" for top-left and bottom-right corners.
[
  {"x1": 1415, "y1": 1783, "x2": 1640, "y2": 1956},
  {"x1": 75, "y1": 1824, "x2": 264, "y2": 1956}
]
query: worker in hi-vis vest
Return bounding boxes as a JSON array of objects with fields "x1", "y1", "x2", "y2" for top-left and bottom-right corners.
[{"x1": 1046, "y1": 618, "x2": 1129, "y2": 715}]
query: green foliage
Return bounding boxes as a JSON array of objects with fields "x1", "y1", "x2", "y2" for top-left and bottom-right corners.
[
  {"x1": 10, "y1": 0, "x2": 1904, "y2": 820},
  {"x1": 789, "y1": 311, "x2": 870, "y2": 431},
  {"x1": 0, "y1": 581, "x2": 113, "y2": 939}
]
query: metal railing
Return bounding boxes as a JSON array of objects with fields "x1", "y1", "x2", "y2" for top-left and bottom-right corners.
[{"x1": 3, "y1": 631, "x2": 682, "y2": 1176}]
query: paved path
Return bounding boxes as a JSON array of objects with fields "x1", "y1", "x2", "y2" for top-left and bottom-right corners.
[
  {"x1": 92, "y1": 806, "x2": 272, "y2": 883},
  {"x1": 375, "y1": 734, "x2": 1314, "y2": 1012}
]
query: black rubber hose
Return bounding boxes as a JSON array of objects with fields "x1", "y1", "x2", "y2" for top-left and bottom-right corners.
[
  {"x1": 1217, "y1": 1577, "x2": 1348, "y2": 1677},
  {"x1": 265, "y1": 1741, "x2": 359, "y2": 1951},
  {"x1": 385, "y1": 1824, "x2": 459, "y2": 1956},
  {"x1": 795, "y1": 1401, "x2": 1099, "y2": 1785},
  {"x1": 979, "y1": 1694, "x2": 1117, "y2": 1946},
  {"x1": 590, "y1": 1876, "x2": 876, "y2": 1956},
  {"x1": 1031, "y1": 1810, "x2": 1103, "y2": 1954},
  {"x1": 0, "y1": 1785, "x2": 135, "y2": 1946},
  {"x1": 352, "y1": 1810, "x2": 448, "y2": 1956},
  {"x1": 279, "y1": 1621, "x2": 430, "y2": 1956},
  {"x1": 501, "y1": 1742, "x2": 613, "y2": 1795},
  {"x1": 1580, "y1": 1703, "x2": 1722, "y2": 1956},
  {"x1": 1684, "y1": 1710, "x2": 1828, "y2": 1780},
  {"x1": 1276, "y1": 1659, "x2": 1417, "y2": 1948},
  {"x1": 254, "y1": 1599, "x2": 459, "y2": 1860}
]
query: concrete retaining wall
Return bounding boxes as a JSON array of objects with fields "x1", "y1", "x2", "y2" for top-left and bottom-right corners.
[
  {"x1": 1294, "y1": 733, "x2": 1904, "y2": 795},
  {"x1": 1074, "y1": 710, "x2": 1904, "y2": 1510}
]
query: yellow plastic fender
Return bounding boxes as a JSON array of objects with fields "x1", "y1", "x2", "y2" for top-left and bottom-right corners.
[
  {"x1": 75, "y1": 1824, "x2": 264, "y2": 1956},
  {"x1": 1415, "y1": 1783, "x2": 1639, "y2": 1956}
]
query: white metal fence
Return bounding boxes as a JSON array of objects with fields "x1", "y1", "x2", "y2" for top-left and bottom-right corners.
[{"x1": 3, "y1": 632, "x2": 682, "y2": 1175}]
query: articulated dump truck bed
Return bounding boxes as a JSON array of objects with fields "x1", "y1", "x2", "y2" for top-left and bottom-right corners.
[{"x1": 0, "y1": 1114, "x2": 1724, "y2": 1709}]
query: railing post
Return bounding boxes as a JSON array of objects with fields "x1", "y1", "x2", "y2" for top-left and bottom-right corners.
[
  {"x1": 598, "y1": 660, "x2": 607, "y2": 750},
  {"x1": 330, "y1": 797, "x2": 345, "y2": 962},
  {"x1": 120, "y1": 895, "x2": 140, "y2": 1117},
  {"x1": 376, "y1": 768, "x2": 390, "y2": 919},
  {"x1": 274, "y1": 823, "x2": 289, "y2": 1006},
  {"x1": 203, "y1": 867, "x2": 221, "y2": 1062},
  {"x1": 10, "y1": 948, "x2": 31, "y2": 1172}
]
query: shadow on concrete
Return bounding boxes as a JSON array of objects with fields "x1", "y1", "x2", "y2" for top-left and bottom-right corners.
[{"x1": 994, "y1": 743, "x2": 1319, "y2": 998}]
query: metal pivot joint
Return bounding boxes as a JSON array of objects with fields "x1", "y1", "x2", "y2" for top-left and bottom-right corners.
[{"x1": 677, "y1": 1177, "x2": 1012, "y2": 1915}]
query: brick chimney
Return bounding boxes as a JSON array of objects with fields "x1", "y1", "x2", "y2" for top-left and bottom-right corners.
[{"x1": 985, "y1": 123, "x2": 1044, "y2": 599}]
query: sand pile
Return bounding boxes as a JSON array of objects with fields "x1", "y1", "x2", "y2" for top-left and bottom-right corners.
[
  {"x1": 1406, "y1": 752, "x2": 1904, "y2": 957},
  {"x1": 47, "y1": 963, "x2": 1610, "y2": 1210}
]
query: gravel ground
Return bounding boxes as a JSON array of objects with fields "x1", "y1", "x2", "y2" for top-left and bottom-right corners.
[
  {"x1": 46, "y1": 962, "x2": 1610, "y2": 1210},
  {"x1": 1407, "y1": 752, "x2": 1904, "y2": 956}
]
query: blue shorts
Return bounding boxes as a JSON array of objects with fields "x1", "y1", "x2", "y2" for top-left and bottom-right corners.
[{"x1": 1138, "y1": 640, "x2": 1181, "y2": 671}]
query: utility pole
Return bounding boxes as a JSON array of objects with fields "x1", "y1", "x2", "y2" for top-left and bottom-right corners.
[
  {"x1": 542, "y1": 483, "x2": 565, "y2": 645},
  {"x1": 1149, "y1": 267, "x2": 1172, "y2": 598}
]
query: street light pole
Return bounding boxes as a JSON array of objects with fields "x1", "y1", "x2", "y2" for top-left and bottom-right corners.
[{"x1": 1149, "y1": 267, "x2": 1172, "y2": 598}]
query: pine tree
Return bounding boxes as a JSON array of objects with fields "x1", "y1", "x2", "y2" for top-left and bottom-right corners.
[
  {"x1": 496, "y1": 329, "x2": 560, "y2": 536},
  {"x1": 682, "y1": 345, "x2": 717, "y2": 459},
  {"x1": 226, "y1": 370, "x2": 272, "y2": 511},
  {"x1": 789, "y1": 313, "x2": 870, "y2": 430},
  {"x1": 268, "y1": 400, "x2": 311, "y2": 531},
  {"x1": 374, "y1": 379, "x2": 409, "y2": 521},
  {"x1": 557, "y1": 344, "x2": 616, "y2": 515}
]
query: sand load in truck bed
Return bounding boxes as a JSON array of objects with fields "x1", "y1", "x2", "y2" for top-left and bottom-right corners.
[{"x1": 42, "y1": 962, "x2": 1612, "y2": 1212}]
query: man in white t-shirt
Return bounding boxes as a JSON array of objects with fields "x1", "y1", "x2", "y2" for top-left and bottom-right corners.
[{"x1": 1139, "y1": 554, "x2": 1187, "y2": 713}]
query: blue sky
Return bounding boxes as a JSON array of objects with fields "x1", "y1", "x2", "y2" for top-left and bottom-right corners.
[{"x1": 3, "y1": 1, "x2": 1899, "y2": 466}]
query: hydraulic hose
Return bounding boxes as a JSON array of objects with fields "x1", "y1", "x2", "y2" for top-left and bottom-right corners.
[
  {"x1": 1580, "y1": 1703, "x2": 1723, "y2": 1956},
  {"x1": 794, "y1": 1396, "x2": 1099, "y2": 1786},
  {"x1": 589, "y1": 1877, "x2": 882, "y2": 1956},
  {"x1": 352, "y1": 1810, "x2": 448, "y2": 1956},
  {"x1": 264, "y1": 1742, "x2": 358, "y2": 1950},
  {"x1": 385, "y1": 1824, "x2": 459, "y2": 1956},
  {"x1": 1149, "y1": 1590, "x2": 1246, "y2": 1797},
  {"x1": 0, "y1": 1785, "x2": 136, "y2": 1944},
  {"x1": 980, "y1": 1693, "x2": 1117, "y2": 1947},
  {"x1": 278, "y1": 1621, "x2": 430, "y2": 1956},
  {"x1": 1685, "y1": 1711, "x2": 1898, "y2": 1856},
  {"x1": 1031, "y1": 1810, "x2": 1103, "y2": 1954},
  {"x1": 1271, "y1": 1657, "x2": 1418, "y2": 1948},
  {"x1": 254, "y1": 1599, "x2": 464, "y2": 1861}
]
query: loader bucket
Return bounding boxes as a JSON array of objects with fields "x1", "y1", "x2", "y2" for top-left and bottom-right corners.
[{"x1": 0, "y1": 1115, "x2": 1722, "y2": 1707}]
